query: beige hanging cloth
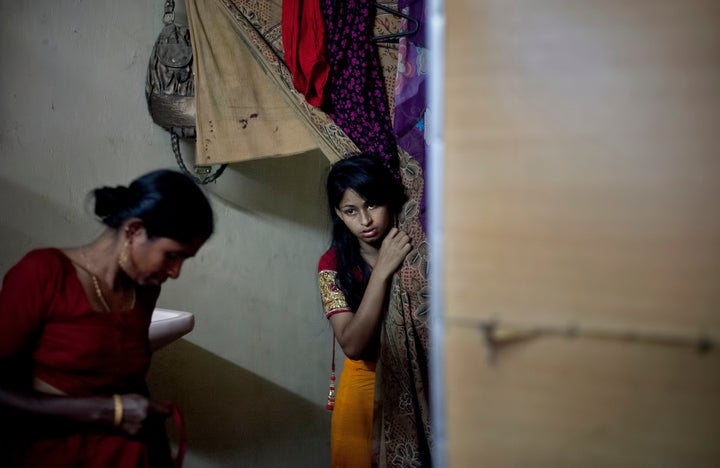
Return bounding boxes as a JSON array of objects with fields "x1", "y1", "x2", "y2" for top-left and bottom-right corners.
[{"x1": 186, "y1": 0, "x2": 318, "y2": 164}]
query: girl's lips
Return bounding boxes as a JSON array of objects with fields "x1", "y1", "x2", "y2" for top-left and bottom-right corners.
[{"x1": 361, "y1": 229, "x2": 377, "y2": 238}]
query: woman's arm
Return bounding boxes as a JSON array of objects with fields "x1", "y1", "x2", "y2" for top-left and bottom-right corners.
[
  {"x1": 0, "y1": 385, "x2": 114, "y2": 426},
  {"x1": 330, "y1": 228, "x2": 411, "y2": 359},
  {"x1": 0, "y1": 383, "x2": 170, "y2": 436}
]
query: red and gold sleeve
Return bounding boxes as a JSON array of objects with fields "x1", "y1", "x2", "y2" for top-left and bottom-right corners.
[{"x1": 318, "y1": 269, "x2": 352, "y2": 319}]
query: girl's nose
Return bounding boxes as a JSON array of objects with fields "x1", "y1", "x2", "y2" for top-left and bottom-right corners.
[{"x1": 359, "y1": 210, "x2": 372, "y2": 226}]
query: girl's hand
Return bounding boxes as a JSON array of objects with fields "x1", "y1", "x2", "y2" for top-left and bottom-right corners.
[
  {"x1": 375, "y1": 228, "x2": 412, "y2": 278},
  {"x1": 116, "y1": 393, "x2": 171, "y2": 436}
]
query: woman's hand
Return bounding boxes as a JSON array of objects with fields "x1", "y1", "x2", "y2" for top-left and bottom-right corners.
[
  {"x1": 374, "y1": 228, "x2": 412, "y2": 279},
  {"x1": 116, "y1": 393, "x2": 171, "y2": 436}
]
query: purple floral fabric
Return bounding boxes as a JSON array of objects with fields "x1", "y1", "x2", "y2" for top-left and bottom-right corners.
[
  {"x1": 394, "y1": 0, "x2": 428, "y2": 230},
  {"x1": 320, "y1": 0, "x2": 399, "y2": 174}
]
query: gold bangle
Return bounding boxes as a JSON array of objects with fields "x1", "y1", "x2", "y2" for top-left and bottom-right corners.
[{"x1": 113, "y1": 394, "x2": 123, "y2": 428}]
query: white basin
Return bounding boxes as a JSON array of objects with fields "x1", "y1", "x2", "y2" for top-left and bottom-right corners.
[{"x1": 149, "y1": 308, "x2": 195, "y2": 350}]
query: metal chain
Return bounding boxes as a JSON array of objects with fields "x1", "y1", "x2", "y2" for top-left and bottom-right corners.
[{"x1": 171, "y1": 132, "x2": 228, "y2": 185}]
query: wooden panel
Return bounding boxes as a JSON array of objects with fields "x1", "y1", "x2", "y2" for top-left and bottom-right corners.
[
  {"x1": 443, "y1": 0, "x2": 720, "y2": 465},
  {"x1": 445, "y1": 0, "x2": 720, "y2": 328},
  {"x1": 446, "y1": 327, "x2": 720, "y2": 466}
]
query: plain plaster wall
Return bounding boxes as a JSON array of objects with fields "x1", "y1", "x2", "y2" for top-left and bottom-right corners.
[{"x1": 0, "y1": 1, "x2": 336, "y2": 466}]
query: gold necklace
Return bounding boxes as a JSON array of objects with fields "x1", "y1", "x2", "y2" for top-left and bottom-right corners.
[
  {"x1": 80, "y1": 250, "x2": 136, "y2": 312},
  {"x1": 89, "y1": 273, "x2": 113, "y2": 313}
]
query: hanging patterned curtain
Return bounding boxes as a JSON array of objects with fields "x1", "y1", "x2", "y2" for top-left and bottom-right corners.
[
  {"x1": 371, "y1": 1, "x2": 432, "y2": 464},
  {"x1": 373, "y1": 148, "x2": 432, "y2": 467}
]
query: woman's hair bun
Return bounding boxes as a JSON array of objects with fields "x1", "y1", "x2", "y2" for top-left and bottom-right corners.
[
  {"x1": 89, "y1": 170, "x2": 214, "y2": 242},
  {"x1": 93, "y1": 185, "x2": 133, "y2": 221}
]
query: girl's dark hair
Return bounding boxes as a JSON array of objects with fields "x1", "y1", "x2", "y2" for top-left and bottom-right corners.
[
  {"x1": 92, "y1": 169, "x2": 214, "y2": 243},
  {"x1": 326, "y1": 152, "x2": 407, "y2": 311}
]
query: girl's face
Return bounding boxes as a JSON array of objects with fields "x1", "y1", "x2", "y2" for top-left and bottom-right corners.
[
  {"x1": 125, "y1": 229, "x2": 205, "y2": 287},
  {"x1": 335, "y1": 189, "x2": 392, "y2": 247}
]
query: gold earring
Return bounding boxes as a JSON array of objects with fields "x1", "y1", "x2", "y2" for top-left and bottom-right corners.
[{"x1": 118, "y1": 242, "x2": 130, "y2": 270}]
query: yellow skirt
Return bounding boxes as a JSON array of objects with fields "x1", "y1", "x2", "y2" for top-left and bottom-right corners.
[{"x1": 331, "y1": 358, "x2": 376, "y2": 468}]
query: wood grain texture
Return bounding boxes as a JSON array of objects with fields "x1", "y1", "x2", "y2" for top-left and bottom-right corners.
[{"x1": 443, "y1": 0, "x2": 720, "y2": 465}]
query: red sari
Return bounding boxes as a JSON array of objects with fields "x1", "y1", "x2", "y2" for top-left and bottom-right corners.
[{"x1": 0, "y1": 248, "x2": 169, "y2": 467}]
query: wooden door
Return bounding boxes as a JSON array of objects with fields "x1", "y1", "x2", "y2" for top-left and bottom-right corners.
[{"x1": 443, "y1": 1, "x2": 720, "y2": 465}]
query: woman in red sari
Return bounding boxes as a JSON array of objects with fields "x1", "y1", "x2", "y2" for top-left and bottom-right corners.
[
  {"x1": 318, "y1": 153, "x2": 410, "y2": 467},
  {"x1": 0, "y1": 169, "x2": 214, "y2": 467}
]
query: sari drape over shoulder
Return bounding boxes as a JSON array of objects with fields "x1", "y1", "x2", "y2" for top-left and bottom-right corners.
[{"x1": 373, "y1": 150, "x2": 432, "y2": 467}]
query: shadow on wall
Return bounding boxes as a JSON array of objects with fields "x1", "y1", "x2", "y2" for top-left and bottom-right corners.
[
  {"x1": 148, "y1": 339, "x2": 331, "y2": 468},
  {"x1": 206, "y1": 148, "x2": 332, "y2": 230},
  {"x1": 0, "y1": 174, "x2": 96, "y2": 274}
]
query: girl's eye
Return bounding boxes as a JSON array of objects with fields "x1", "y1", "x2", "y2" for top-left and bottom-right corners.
[
  {"x1": 368, "y1": 204, "x2": 377, "y2": 210},
  {"x1": 344, "y1": 209, "x2": 356, "y2": 216},
  {"x1": 165, "y1": 252, "x2": 179, "y2": 261}
]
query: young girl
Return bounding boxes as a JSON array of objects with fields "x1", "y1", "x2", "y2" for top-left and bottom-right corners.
[{"x1": 317, "y1": 152, "x2": 410, "y2": 466}]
